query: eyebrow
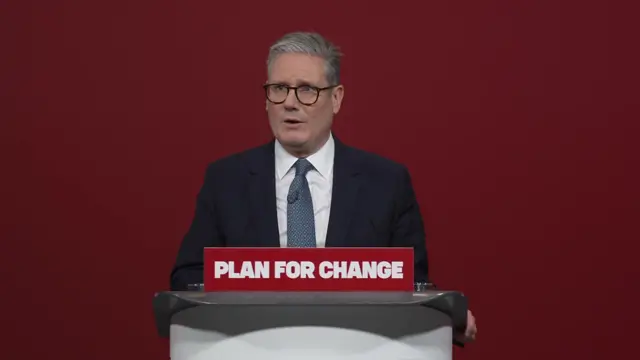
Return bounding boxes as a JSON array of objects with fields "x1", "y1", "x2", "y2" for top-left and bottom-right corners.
[{"x1": 271, "y1": 80, "x2": 317, "y2": 87}]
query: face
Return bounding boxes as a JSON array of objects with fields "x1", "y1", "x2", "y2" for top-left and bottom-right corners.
[{"x1": 266, "y1": 53, "x2": 344, "y2": 156}]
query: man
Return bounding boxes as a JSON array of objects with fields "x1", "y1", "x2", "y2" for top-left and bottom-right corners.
[{"x1": 170, "y1": 31, "x2": 476, "y2": 343}]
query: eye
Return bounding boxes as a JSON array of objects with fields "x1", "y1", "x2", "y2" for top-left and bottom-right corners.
[
  {"x1": 298, "y1": 85, "x2": 315, "y2": 93},
  {"x1": 271, "y1": 84, "x2": 287, "y2": 92}
]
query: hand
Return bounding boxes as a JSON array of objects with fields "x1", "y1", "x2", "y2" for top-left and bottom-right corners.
[{"x1": 455, "y1": 310, "x2": 477, "y2": 343}]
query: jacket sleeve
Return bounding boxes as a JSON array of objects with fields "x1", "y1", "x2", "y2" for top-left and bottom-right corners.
[
  {"x1": 389, "y1": 165, "x2": 430, "y2": 283},
  {"x1": 170, "y1": 164, "x2": 224, "y2": 290}
]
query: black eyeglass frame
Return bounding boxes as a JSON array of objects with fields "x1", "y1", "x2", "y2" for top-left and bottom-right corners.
[{"x1": 263, "y1": 83, "x2": 338, "y2": 106}]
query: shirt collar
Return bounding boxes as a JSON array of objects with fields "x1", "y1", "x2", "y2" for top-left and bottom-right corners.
[{"x1": 275, "y1": 133, "x2": 335, "y2": 180}]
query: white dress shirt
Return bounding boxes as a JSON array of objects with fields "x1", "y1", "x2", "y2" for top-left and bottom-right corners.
[{"x1": 275, "y1": 133, "x2": 335, "y2": 247}]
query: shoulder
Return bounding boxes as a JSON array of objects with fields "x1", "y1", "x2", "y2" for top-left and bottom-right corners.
[
  {"x1": 203, "y1": 141, "x2": 273, "y2": 178},
  {"x1": 343, "y1": 144, "x2": 410, "y2": 179},
  {"x1": 340, "y1": 142, "x2": 418, "y2": 201}
]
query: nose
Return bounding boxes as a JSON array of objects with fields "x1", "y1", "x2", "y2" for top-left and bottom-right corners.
[{"x1": 283, "y1": 88, "x2": 299, "y2": 110}]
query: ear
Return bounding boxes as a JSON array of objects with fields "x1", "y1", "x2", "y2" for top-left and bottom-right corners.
[{"x1": 331, "y1": 85, "x2": 345, "y2": 114}]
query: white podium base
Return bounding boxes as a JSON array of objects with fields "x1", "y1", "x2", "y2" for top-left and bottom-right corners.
[{"x1": 170, "y1": 324, "x2": 452, "y2": 360}]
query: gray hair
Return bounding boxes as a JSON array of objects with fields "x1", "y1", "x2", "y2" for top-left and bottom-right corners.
[{"x1": 267, "y1": 32, "x2": 343, "y2": 86}]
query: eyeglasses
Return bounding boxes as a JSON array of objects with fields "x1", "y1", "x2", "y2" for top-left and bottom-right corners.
[{"x1": 263, "y1": 83, "x2": 337, "y2": 106}]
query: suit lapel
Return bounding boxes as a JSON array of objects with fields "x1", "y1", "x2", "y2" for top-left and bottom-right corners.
[
  {"x1": 246, "y1": 141, "x2": 280, "y2": 247},
  {"x1": 325, "y1": 139, "x2": 362, "y2": 247}
]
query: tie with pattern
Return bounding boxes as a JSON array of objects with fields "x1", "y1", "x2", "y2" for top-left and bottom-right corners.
[{"x1": 286, "y1": 158, "x2": 316, "y2": 247}]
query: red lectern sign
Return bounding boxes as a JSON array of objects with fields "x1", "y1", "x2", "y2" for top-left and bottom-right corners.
[{"x1": 203, "y1": 247, "x2": 414, "y2": 291}]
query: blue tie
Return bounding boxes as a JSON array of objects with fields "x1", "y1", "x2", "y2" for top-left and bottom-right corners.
[{"x1": 287, "y1": 158, "x2": 316, "y2": 247}]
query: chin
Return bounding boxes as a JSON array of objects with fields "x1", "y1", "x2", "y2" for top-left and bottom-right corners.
[{"x1": 277, "y1": 131, "x2": 310, "y2": 147}]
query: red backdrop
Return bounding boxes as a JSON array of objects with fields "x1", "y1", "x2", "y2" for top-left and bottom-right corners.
[{"x1": 2, "y1": 1, "x2": 638, "y2": 359}]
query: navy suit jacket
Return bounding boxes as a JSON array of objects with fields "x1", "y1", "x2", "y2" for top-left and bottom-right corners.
[{"x1": 170, "y1": 137, "x2": 429, "y2": 290}]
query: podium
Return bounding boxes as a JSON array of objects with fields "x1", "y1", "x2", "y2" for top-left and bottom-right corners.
[{"x1": 153, "y1": 289, "x2": 468, "y2": 360}]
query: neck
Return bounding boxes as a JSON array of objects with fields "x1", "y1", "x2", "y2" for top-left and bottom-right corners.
[{"x1": 282, "y1": 132, "x2": 330, "y2": 158}]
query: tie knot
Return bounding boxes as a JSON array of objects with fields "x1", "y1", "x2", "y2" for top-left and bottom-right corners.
[{"x1": 294, "y1": 158, "x2": 314, "y2": 176}]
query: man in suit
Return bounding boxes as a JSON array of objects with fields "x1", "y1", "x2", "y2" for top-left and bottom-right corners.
[{"x1": 170, "y1": 31, "x2": 476, "y2": 343}]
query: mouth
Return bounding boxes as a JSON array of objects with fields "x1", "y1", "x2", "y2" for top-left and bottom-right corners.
[{"x1": 284, "y1": 119, "x2": 304, "y2": 125}]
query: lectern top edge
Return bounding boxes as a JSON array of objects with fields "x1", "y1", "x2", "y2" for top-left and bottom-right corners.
[{"x1": 152, "y1": 289, "x2": 468, "y2": 343}]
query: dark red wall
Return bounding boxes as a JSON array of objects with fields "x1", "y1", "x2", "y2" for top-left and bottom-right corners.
[{"x1": 2, "y1": 1, "x2": 638, "y2": 359}]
